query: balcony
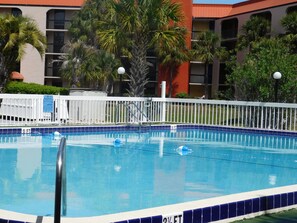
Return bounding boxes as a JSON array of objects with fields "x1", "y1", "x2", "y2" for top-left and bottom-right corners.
[
  {"x1": 221, "y1": 29, "x2": 238, "y2": 40},
  {"x1": 46, "y1": 43, "x2": 65, "y2": 54},
  {"x1": 46, "y1": 19, "x2": 71, "y2": 30}
]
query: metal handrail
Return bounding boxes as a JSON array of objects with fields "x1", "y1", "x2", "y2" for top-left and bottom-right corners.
[
  {"x1": 54, "y1": 137, "x2": 67, "y2": 223},
  {"x1": 127, "y1": 101, "x2": 149, "y2": 122},
  {"x1": 116, "y1": 100, "x2": 151, "y2": 124}
]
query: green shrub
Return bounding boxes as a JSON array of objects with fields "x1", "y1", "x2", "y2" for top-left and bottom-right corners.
[
  {"x1": 175, "y1": 92, "x2": 189, "y2": 98},
  {"x1": 4, "y1": 81, "x2": 69, "y2": 95}
]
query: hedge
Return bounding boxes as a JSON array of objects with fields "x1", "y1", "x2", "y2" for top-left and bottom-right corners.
[{"x1": 4, "y1": 81, "x2": 69, "y2": 95}]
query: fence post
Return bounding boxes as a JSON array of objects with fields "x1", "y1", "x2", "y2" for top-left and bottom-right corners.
[{"x1": 161, "y1": 81, "x2": 166, "y2": 123}]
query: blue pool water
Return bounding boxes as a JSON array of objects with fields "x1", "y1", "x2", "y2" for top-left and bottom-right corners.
[{"x1": 0, "y1": 128, "x2": 297, "y2": 217}]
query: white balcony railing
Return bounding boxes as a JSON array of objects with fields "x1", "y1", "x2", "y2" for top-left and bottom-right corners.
[{"x1": 0, "y1": 94, "x2": 296, "y2": 132}]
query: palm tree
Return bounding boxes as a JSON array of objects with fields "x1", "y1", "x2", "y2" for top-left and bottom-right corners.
[
  {"x1": 59, "y1": 40, "x2": 98, "y2": 88},
  {"x1": 93, "y1": 49, "x2": 121, "y2": 93},
  {"x1": 0, "y1": 14, "x2": 46, "y2": 87},
  {"x1": 191, "y1": 31, "x2": 227, "y2": 99},
  {"x1": 97, "y1": 0, "x2": 187, "y2": 97},
  {"x1": 237, "y1": 16, "x2": 271, "y2": 51},
  {"x1": 68, "y1": 0, "x2": 109, "y2": 47},
  {"x1": 59, "y1": 40, "x2": 120, "y2": 92}
]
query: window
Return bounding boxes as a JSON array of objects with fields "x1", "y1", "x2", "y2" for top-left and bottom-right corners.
[
  {"x1": 11, "y1": 8, "x2": 21, "y2": 16},
  {"x1": 219, "y1": 63, "x2": 227, "y2": 85},
  {"x1": 192, "y1": 20, "x2": 215, "y2": 40},
  {"x1": 47, "y1": 10, "x2": 65, "y2": 29},
  {"x1": 190, "y1": 63, "x2": 204, "y2": 83},
  {"x1": 251, "y1": 11, "x2": 271, "y2": 31},
  {"x1": 221, "y1": 40, "x2": 237, "y2": 54},
  {"x1": 287, "y1": 6, "x2": 297, "y2": 14},
  {"x1": 53, "y1": 32, "x2": 65, "y2": 53},
  {"x1": 45, "y1": 55, "x2": 62, "y2": 77},
  {"x1": 221, "y1": 18, "x2": 238, "y2": 39},
  {"x1": 189, "y1": 63, "x2": 212, "y2": 84},
  {"x1": 54, "y1": 10, "x2": 65, "y2": 29},
  {"x1": 147, "y1": 58, "x2": 157, "y2": 82},
  {"x1": 249, "y1": 11, "x2": 272, "y2": 38},
  {"x1": 252, "y1": 11, "x2": 271, "y2": 21}
]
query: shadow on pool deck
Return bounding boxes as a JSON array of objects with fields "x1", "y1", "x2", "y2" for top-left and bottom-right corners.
[{"x1": 233, "y1": 209, "x2": 297, "y2": 222}]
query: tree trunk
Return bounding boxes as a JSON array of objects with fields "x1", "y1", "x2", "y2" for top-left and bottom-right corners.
[
  {"x1": 128, "y1": 32, "x2": 149, "y2": 97},
  {"x1": 0, "y1": 54, "x2": 9, "y2": 92}
]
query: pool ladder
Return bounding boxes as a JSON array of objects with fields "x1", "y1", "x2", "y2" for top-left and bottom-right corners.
[
  {"x1": 54, "y1": 137, "x2": 67, "y2": 223},
  {"x1": 116, "y1": 99, "x2": 152, "y2": 128}
]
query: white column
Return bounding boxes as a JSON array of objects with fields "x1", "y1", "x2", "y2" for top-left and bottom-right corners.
[{"x1": 161, "y1": 81, "x2": 166, "y2": 122}]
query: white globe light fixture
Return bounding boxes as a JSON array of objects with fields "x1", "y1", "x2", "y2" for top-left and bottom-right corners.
[
  {"x1": 272, "y1": 71, "x2": 282, "y2": 102},
  {"x1": 117, "y1": 67, "x2": 125, "y2": 75},
  {"x1": 273, "y1": 71, "x2": 282, "y2": 80},
  {"x1": 117, "y1": 67, "x2": 125, "y2": 96}
]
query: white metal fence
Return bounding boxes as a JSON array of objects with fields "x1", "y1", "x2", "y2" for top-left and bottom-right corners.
[{"x1": 0, "y1": 94, "x2": 296, "y2": 131}]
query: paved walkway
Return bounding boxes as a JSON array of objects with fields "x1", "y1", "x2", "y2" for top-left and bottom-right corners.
[{"x1": 234, "y1": 209, "x2": 297, "y2": 222}]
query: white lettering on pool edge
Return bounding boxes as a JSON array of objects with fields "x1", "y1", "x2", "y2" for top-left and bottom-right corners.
[{"x1": 162, "y1": 213, "x2": 183, "y2": 223}]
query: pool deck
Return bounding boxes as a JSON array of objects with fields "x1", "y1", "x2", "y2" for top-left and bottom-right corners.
[{"x1": 2, "y1": 184, "x2": 297, "y2": 223}]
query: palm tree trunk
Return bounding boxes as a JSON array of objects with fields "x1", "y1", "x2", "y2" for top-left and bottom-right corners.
[
  {"x1": 128, "y1": 32, "x2": 149, "y2": 97},
  {"x1": 0, "y1": 54, "x2": 8, "y2": 92}
]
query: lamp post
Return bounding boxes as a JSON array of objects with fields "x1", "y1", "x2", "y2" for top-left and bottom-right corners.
[
  {"x1": 273, "y1": 71, "x2": 282, "y2": 102},
  {"x1": 117, "y1": 67, "x2": 125, "y2": 96}
]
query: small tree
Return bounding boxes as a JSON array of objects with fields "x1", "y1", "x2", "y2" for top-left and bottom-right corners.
[
  {"x1": 59, "y1": 40, "x2": 97, "y2": 88},
  {"x1": 227, "y1": 37, "x2": 297, "y2": 102},
  {"x1": 0, "y1": 14, "x2": 46, "y2": 88},
  {"x1": 59, "y1": 40, "x2": 120, "y2": 92},
  {"x1": 237, "y1": 16, "x2": 271, "y2": 51},
  {"x1": 68, "y1": 0, "x2": 109, "y2": 47}
]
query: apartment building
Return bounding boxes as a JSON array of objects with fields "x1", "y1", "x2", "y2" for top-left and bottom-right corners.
[
  {"x1": 191, "y1": 0, "x2": 297, "y2": 98},
  {"x1": 0, "y1": 0, "x2": 192, "y2": 96},
  {"x1": 0, "y1": 0, "x2": 83, "y2": 87},
  {"x1": 0, "y1": 0, "x2": 296, "y2": 97}
]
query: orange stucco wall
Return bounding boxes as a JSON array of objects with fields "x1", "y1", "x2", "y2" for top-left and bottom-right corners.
[
  {"x1": 0, "y1": 0, "x2": 83, "y2": 7},
  {"x1": 158, "y1": 0, "x2": 192, "y2": 97}
]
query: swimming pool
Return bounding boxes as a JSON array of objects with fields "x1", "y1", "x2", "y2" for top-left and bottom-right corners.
[{"x1": 1, "y1": 126, "x2": 297, "y2": 218}]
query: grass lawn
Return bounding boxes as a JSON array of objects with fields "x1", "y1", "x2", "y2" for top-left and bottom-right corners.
[{"x1": 234, "y1": 209, "x2": 297, "y2": 222}]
